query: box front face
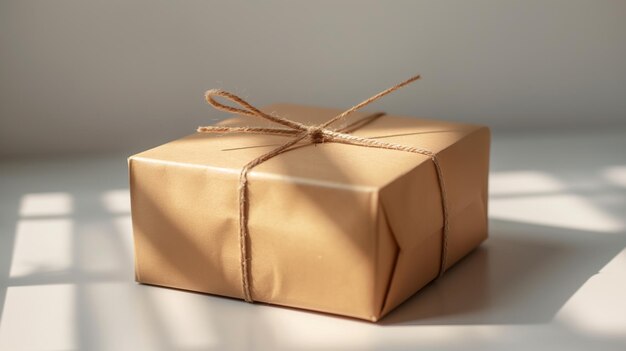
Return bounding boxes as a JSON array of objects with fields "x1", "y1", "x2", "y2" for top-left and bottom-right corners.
[
  {"x1": 129, "y1": 157, "x2": 244, "y2": 299},
  {"x1": 246, "y1": 175, "x2": 382, "y2": 319},
  {"x1": 129, "y1": 156, "x2": 384, "y2": 320}
]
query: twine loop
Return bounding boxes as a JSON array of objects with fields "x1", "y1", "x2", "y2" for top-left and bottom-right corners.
[{"x1": 198, "y1": 75, "x2": 450, "y2": 303}]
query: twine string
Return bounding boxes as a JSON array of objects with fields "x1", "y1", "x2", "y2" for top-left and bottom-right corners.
[{"x1": 198, "y1": 75, "x2": 449, "y2": 303}]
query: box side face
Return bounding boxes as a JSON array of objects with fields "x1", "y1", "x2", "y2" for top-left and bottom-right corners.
[
  {"x1": 377, "y1": 156, "x2": 444, "y2": 316},
  {"x1": 439, "y1": 127, "x2": 491, "y2": 267},
  {"x1": 129, "y1": 156, "x2": 244, "y2": 299},
  {"x1": 372, "y1": 202, "x2": 401, "y2": 320},
  {"x1": 378, "y1": 126, "x2": 491, "y2": 317}
]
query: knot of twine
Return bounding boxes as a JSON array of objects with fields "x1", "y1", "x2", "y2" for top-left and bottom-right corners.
[
  {"x1": 306, "y1": 126, "x2": 327, "y2": 144},
  {"x1": 198, "y1": 75, "x2": 449, "y2": 303}
]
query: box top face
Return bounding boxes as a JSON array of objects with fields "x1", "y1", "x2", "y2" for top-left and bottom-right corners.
[{"x1": 131, "y1": 103, "x2": 486, "y2": 189}]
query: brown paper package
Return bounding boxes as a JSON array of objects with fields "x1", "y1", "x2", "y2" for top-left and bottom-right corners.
[{"x1": 128, "y1": 103, "x2": 490, "y2": 322}]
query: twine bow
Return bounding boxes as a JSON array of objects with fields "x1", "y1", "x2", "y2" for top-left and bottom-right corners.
[{"x1": 198, "y1": 75, "x2": 449, "y2": 303}]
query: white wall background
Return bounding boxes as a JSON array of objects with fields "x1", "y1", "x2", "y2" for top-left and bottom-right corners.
[{"x1": 1, "y1": 0, "x2": 625, "y2": 157}]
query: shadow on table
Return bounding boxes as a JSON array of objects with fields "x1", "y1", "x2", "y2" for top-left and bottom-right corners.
[{"x1": 380, "y1": 218, "x2": 626, "y2": 326}]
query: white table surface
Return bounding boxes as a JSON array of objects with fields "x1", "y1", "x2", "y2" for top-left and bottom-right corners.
[{"x1": 1, "y1": 129, "x2": 625, "y2": 350}]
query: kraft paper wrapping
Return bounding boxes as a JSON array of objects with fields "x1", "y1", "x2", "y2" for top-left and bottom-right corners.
[{"x1": 128, "y1": 103, "x2": 490, "y2": 321}]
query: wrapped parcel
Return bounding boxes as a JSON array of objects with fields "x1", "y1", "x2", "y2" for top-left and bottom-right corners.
[{"x1": 129, "y1": 103, "x2": 490, "y2": 321}]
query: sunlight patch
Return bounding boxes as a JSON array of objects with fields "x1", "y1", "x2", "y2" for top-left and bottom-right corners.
[
  {"x1": 101, "y1": 189, "x2": 131, "y2": 214},
  {"x1": 490, "y1": 194, "x2": 623, "y2": 232},
  {"x1": 490, "y1": 171, "x2": 565, "y2": 196},
  {"x1": 19, "y1": 192, "x2": 73, "y2": 216},
  {"x1": 0, "y1": 284, "x2": 76, "y2": 350},
  {"x1": 10, "y1": 219, "x2": 73, "y2": 278},
  {"x1": 557, "y1": 274, "x2": 626, "y2": 337},
  {"x1": 603, "y1": 165, "x2": 626, "y2": 188}
]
